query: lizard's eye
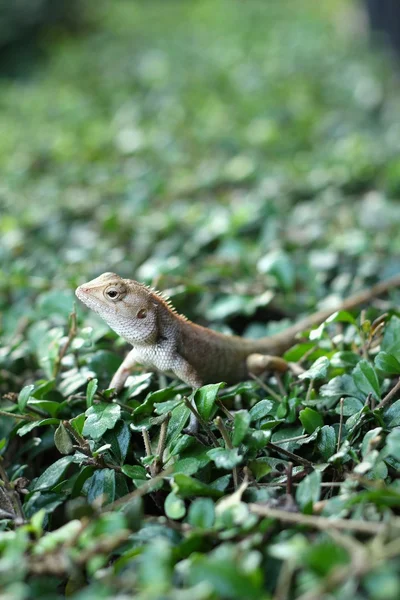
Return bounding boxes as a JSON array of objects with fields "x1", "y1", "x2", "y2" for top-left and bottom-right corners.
[
  {"x1": 136, "y1": 308, "x2": 147, "y2": 319},
  {"x1": 106, "y1": 288, "x2": 119, "y2": 300}
]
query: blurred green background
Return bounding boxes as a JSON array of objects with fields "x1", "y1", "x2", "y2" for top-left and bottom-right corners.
[{"x1": 1, "y1": 0, "x2": 400, "y2": 338}]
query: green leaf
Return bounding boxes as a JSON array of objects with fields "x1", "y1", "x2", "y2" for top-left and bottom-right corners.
[
  {"x1": 17, "y1": 418, "x2": 59, "y2": 436},
  {"x1": 336, "y1": 397, "x2": 364, "y2": 416},
  {"x1": 375, "y1": 352, "x2": 400, "y2": 375},
  {"x1": 299, "y1": 408, "x2": 323, "y2": 433},
  {"x1": 172, "y1": 474, "x2": 223, "y2": 498},
  {"x1": 164, "y1": 491, "x2": 186, "y2": 520},
  {"x1": 32, "y1": 456, "x2": 75, "y2": 491},
  {"x1": 296, "y1": 470, "x2": 321, "y2": 510},
  {"x1": 188, "y1": 553, "x2": 262, "y2": 600},
  {"x1": 381, "y1": 316, "x2": 400, "y2": 360},
  {"x1": 86, "y1": 378, "x2": 98, "y2": 408},
  {"x1": 85, "y1": 469, "x2": 116, "y2": 504},
  {"x1": 103, "y1": 420, "x2": 131, "y2": 464},
  {"x1": 18, "y1": 384, "x2": 35, "y2": 411},
  {"x1": 188, "y1": 498, "x2": 215, "y2": 529},
  {"x1": 83, "y1": 403, "x2": 121, "y2": 440},
  {"x1": 317, "y1": 425, "x2": 336, "y2": 461},
  {"x1": 383, "y1": 399, "x2": 400, "y2": 427},
  {"x1": 325, "y1": 310, "x2": 356, "y2": 325},
  {"x1": 173, "y1": 457, "x2": 205, "y2": 476},
  {"x1": 320, "y1": 375, "x2": 360, "y2": 401},
  {"x1": 195, "y1": 383, "x2": 226, "y2": 421},
  {"x1": 232, "y1": 410, "x2": 251, "y2": 446},
  {"x1": 54, "y1": 423, "x2": 74, "y2": 455},
  {"x1": 330, "y1": 351, "x2": 361, "y2": 369},
  {"x1": 121, "y1": 465, "x2": 148, "y2": 487},
  {"x1": 257, "y1": 249, "x2": 295, "y2": 291},
  {"x1": 298, "y1": 356, "x2": 329, "y2": 381},
  {"x1": 32, "y1": 520, "x2": 82, "y2": 556},
  {"x1": 386, "y1": 428, "x2": 400, "y2": 461},
  {"x1": 353, "y1": 360, "x2": 381, "y2": 399},
  {"x1": 249, "y1": 399, "x2": 274, "y2": 421},
  {"x1": 207, "y1": 447, "x2": 243, "y2": 469}
]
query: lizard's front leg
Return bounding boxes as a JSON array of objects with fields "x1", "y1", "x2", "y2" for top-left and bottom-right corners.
[{"x1": 109, "y1": 349, "x2": 137, "y2": 393}]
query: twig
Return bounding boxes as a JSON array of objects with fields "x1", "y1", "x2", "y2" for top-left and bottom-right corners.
[
  {"x1": 0, "y1": 409, "x2": 36, "y2": 422},
  {"x1": 154, "y1": 415, "x2": 170, "y2": 475},
  {"x1": 286, "y1": 462, "x2": 293, "y2": 496},
  {"x1": 337, "y1": 397, "x2": 344, "y2": 452},
  {"x1": 141, "y1": 428, "x2": 152, "y2": 457},
  {"x1": 249, "y1": 373, "x2": 283, "y2": 402},
  {"x1": 63, "y1": 420, "x2": 90, "y2": 451},
  {"x1": 53, "y1": 307, "x2": 77, "y2": 377},
  {"x1": 216, "y1": 400, "x2": 235, "y2": 420},
  {"x1": 305, "y1": 380, "x2": 313, "y2": 403},
  {"x1": 376, "y1": 377, "x2": 400, "y2": 410},
  {"x1": 274, "y1": 373, "x2": 286, "y2": 397},
  {"x1": 248, "y1": 504, "x2": 395, "y2": 535},
  {"x1": 214, "y1": 416, "x2": 238, "y2": 489},
  {"x1": 182, "y1": 397, "x2": 220, "y2": 447},
  {"x1": 267, "y1": 442, "x2": 313, "y2": 469},
  {"x1": 273, "y1": 434, "x2": 309, "y2": 445}
]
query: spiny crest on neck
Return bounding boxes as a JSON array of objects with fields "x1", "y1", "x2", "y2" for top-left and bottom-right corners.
[{"x1": 129, "y1": 279, "x2": 189, "y2": 322}]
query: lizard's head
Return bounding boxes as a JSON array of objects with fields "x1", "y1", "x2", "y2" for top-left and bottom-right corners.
[{"x1": 75, "y1": 272, "x2": 159, "y2": 345}]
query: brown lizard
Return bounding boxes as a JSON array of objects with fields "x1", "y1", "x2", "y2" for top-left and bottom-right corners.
[{"x1": 76, "y1": 272, "x2": 400, "y2": 430}]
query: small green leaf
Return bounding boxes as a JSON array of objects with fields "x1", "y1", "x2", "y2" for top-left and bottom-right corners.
[
  {"x1": 353, "y1": 360, "x2": 381, "y2": 399},
  {"x1": 375, "y1": 352, "x2": 400, "y2": 375},
  {"x1": 207, "y1": 447, "x2": 243, "y2": 469},
  {"x1": 325, "y1": 310, "x2": 356, "y2": 325},
  {"x1": 232, "y1": 410, "x2": 251, "y2": 446},
  {"x1": 33, "y1": 456, "x2": 75, "y2": 491},
  {"x1": 173, "y1": 474, "x2": 223, "y2": 498},
  {"x1": 298, "y1": 356, "x2": 329, "y2": 381},
  {"x1": 54, "y1": 423, "x2": 74, "y2": 455},
  {"x1": 330, "y1": 352, "x2": 361, "y2": 369},
  {"x1": 299, "y1": 408, "x2": 323, "y2": 433},
  {"x1": 86, "y1": 378, "x2": 98, "y2": 408},
  {"x1": 335, "y1": 397, "x2": 363, "y2": 416},
  {"x1": 381, "y1": 316, "x2": 400, "y2": 360},
  {"x1": 86, "y1": 469, "x2": 116, "y2": 504},
  {"x1": 32, "y1": 520, "x2": 82, "y2": 556},
  {"x1": 188, "y1": 498, "x2": 215, "y2": 528},
  {"x1": 164, "y1": 491, "x2": 186, "y2": 519},
  {"x1": 317, "y1": 425, "x2": 336, "y2": 461},
  {"x1": 296, "y1": 470, "x2": 321, "y2": 510},
  {"x1": 386, "y1": 428, "x2": 400, "y2": 461},
  {"x1": 195, "y1": 383, "x2": 226, "y2": 421},
  {"x1": 249, "y1": 399, "x2": 274, "y2": 421},
  {"x1": 83, "y1": 403, "x2": 121, "y2": 440},
  {"x1": 18, "y1": 385, "x2": 35, "y2": 411},
  {"x1": 18, "y1": 418, "x2": 59, "y2": 436},
  {"x1": 122, "y1": 465, "x2": 148, "y2": 487}
]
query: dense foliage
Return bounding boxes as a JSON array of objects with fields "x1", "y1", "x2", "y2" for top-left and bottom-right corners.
[{"x1": 2, "y1": 1, "x2": 400, "y2": 598}]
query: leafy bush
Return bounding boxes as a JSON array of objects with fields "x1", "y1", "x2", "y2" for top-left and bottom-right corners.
[{"x1": 2, "y1": 1, "x2": 400, "y2": 598}]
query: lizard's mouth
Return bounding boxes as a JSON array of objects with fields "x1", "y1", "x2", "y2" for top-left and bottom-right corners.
[{"x1": 75, "y1": 286, "x2": 115, "y2": 316}]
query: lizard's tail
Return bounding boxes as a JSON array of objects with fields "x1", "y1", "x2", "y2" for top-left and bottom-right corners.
[{"x1": 251, "y1": 273, "x2": 400, "y2": 356}]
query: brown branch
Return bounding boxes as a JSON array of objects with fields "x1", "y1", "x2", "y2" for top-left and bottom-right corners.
[
  {"x1": 267, "y1": 442, "x2": 313, "y2": 469},
  {"x1": 248, "y1": 503, "x2": 395, "y2": 535},
  {"x1": 376, "y1": 377, "x2": 400, "y2": 410}
]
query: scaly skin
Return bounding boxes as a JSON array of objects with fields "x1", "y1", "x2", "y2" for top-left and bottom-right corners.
[{"x1": 76, "y1": 272, "x2": 400, "y2": 428}]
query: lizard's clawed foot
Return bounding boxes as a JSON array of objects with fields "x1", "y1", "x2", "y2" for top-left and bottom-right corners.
[{"x1": 247, "y1": 353, "x2": 290, "y2": 377}]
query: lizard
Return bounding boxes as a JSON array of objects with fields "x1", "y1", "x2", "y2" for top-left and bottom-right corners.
[{"x1": 75, "y1": 271, "x2": 400, "y2": 431}]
